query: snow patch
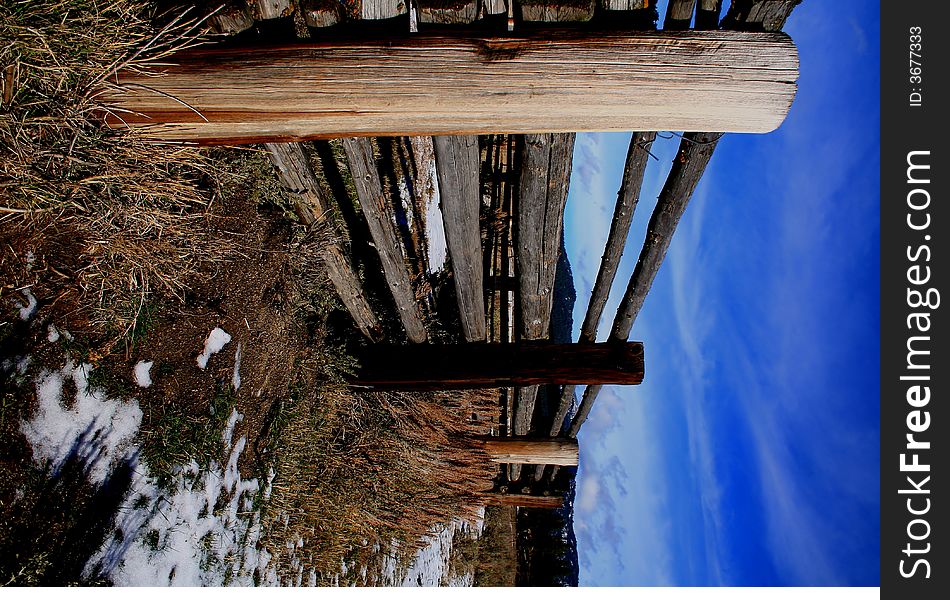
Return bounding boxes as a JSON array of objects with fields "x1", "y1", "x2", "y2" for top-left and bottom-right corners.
[
  {"x1": 133, "y1": 361, "x2": 153, "y2": 388},
  {"x1": 231, "y1": 343, "x2": 242, "y2": 391},
  {"x1": 20, "y1": 358, "x2": 275, "y2": 586},
  {"x1": 47, "y1": 324, "x2": 60, "y2": 342},
  {"x1": 222, "y1": 409, "x2": 242, "y2": 446},
  {"x1": 20, "y1": 362, "x2": 142, "y2": 485},
  {"x1": 15, "y1": 288, "x2": 37, "y2": 321},
  {"x1": 377, "y1": 513, "x2": 484, "y2": 587},
  {"x1": 91, "y1": 434, "x2": 272, "y2": 586},
  {"x1": 196, "y1": 327, "x2": 231, "y2": 369}
]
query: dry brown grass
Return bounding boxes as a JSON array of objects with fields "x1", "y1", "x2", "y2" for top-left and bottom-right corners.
[
  {"x1": 0, "y1": 0, "x2": 227, "y2": 338},
  {"x1": 258, "y1": 355, "x2": 501, "y2": 581}
]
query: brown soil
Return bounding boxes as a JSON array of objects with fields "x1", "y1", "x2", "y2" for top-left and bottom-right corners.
[{"x1": 0, "y1": 148, "x2": 324, "y2": 478}]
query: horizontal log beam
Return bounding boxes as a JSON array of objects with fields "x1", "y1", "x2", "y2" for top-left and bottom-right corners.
[
  {"x1": 482, "y1": 492, "x2": 563, "y2": 509},
  {"x1": 99, "y1": 31, "x2": 798, "y2": 144},
  {"x1": 354, "y1": 341, "x2": 644, "y2": 390},
  {"x1": 478, "y1": 436, "x2": 578, "y2": 466}
]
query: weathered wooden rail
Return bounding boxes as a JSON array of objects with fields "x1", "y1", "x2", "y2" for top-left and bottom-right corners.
[{"x1": 100, "y1": 31, "x2": 798, "y2": 143}]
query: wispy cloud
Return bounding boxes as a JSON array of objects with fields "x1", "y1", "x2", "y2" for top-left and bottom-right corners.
[{"x1": 575, "y1": 384, "x2": 677, "y2": 586}]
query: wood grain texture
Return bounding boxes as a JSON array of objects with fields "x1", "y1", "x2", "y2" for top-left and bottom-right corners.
[
  {"x1": 209, "y1": 1, "x2": 254, "y2": 34},
  {"x1": 519, "y1": 0, "x2": 595, "y2": 22},
  {"x1": 479, "y1": 437, "x2": 578, "y2": 465},
  {"x1": 99, "y1": 31, "x2": 799, "y2": 144},
  {"x1": 601, "y1": 0, "x2": 646, "y2": 10},
  {"x1": 361, "y1": 0, "x2": 408, "y2": 19},
  {"x1": 482, "y1": 492, "x2": 563, "y2": 508},
  {"x1": 512, "y1": 132, "x2": 574, "y2": 436},
  {"x1": 355, "y1": 341, "x2": 644, "y2": 389},
  {"x1": 300, "y1": 0, "x2": 343, "y2": 27},
  {"x1": 418, "y1": 0, "x2": 478, "y2": 23},
  {"x1": 433, "y1": 135, "x2": 487, "y2": 342},
  {"x1": 342, "y1": 137, "x2": 428, "y2": 343},
  {"x1": 721, "y1": 0, "x2": 802, "y2": 32},
  {"x1": 265, "y1": 142, "x2": 384, "y2": 341},
  {"x1": 664, "y1": 0, "x2": 695, "y2": 29},
  {"x1": 248, "y1": 0, "x2": 294, "y2": 20}
]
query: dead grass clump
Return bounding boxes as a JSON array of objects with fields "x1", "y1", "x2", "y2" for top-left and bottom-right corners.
[
  {"x1": 0, "y1": 1, "x2": 227, "y2": 336},
  {"x1": 260, "y1": 362, "x2": 500, "y2": 581}
]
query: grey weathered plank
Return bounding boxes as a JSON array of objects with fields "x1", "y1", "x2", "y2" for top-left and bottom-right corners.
[
  {"x1": 721, "y1": 0, "x2": 802, "y2": 32},
  {"x1": 248, "y1": 0, "x2": 294, "y2": 20},
  {"x1": 664, "y1": 0, "x2": 695, "y2": 29},
  {"x1": 209, "y1": 1, "x2": 254, "y2": 34},
  {"x1": 265, "y1": 143, "x2": 384, "y2": 342},
  {"x1": 406, "y1": 136, "x2": 444, "y2": 276},
  {"x1": 511, "y1": 133, "x2": 574, "y2": 438},
  {"x1": 342, "y1": 137, "x2": 428, "y2": 343},
  {"x1": 519, "y1": 0, "x2": 595, "y2": 22},
  {"x1": 103, "y1": 31, "x2": 799, "y2": 143},
  {"x1": 418, "y1": 0, "x2": 478, "y2": 23},
  {"x1": 300, "y1": 0, "x2": 343, "y2": 27},
  {"x1": 361, "y1": 0, "x2": 408, "y2": 19},
  {"x1": 433, "y1": 135, "x2": 487, "y2": 342}
]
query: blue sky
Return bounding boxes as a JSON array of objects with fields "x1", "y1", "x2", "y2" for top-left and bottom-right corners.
[{"x1": 564, "y1": 0, "x2": 880, "y2": 586}]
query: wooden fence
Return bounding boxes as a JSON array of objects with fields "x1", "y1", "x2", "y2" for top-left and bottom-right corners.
[{"x1": 103, "y1": 0, "x2": 802, "y2": 507}]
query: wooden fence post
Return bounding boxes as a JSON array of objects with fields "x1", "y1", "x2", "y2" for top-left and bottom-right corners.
[
  {"x1": 476, "y1": 436, "x2": 579, "y2": 466},
  {"x1": 354, "y1": 341, "x2": 644, "y2": 389}
]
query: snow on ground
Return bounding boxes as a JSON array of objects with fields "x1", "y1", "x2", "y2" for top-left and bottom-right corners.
[
  {"x1": 133, "y1": 360, "x2": 153, "y2": 388},
  {"x1": 92, "y1": 427, "x2": 273, "y2": 586},
  {"x1": 14, "y1": 288, "x2": 37, "y2": 321},
  {"x1": 196, "y1": 327, "x2": 232, "y2": 369},
  {"x1": 21, "y1": 361, "x2": 142, "y2": 486},
  {"x1": 19, "y1": 356, "x2": 275, "y2": 586},
  {"x1": 47, "y1": 324, "x2": 60, "y2": 342},
  {"x1": 378, "y1": 511, "x2": 485, "y2": 587},
  {"x1": 16, "y1": 334, "x2": 485, "y2": 587},
  {"x1": 231, "y1": 343, "x2": 242, "y2": 391}
]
